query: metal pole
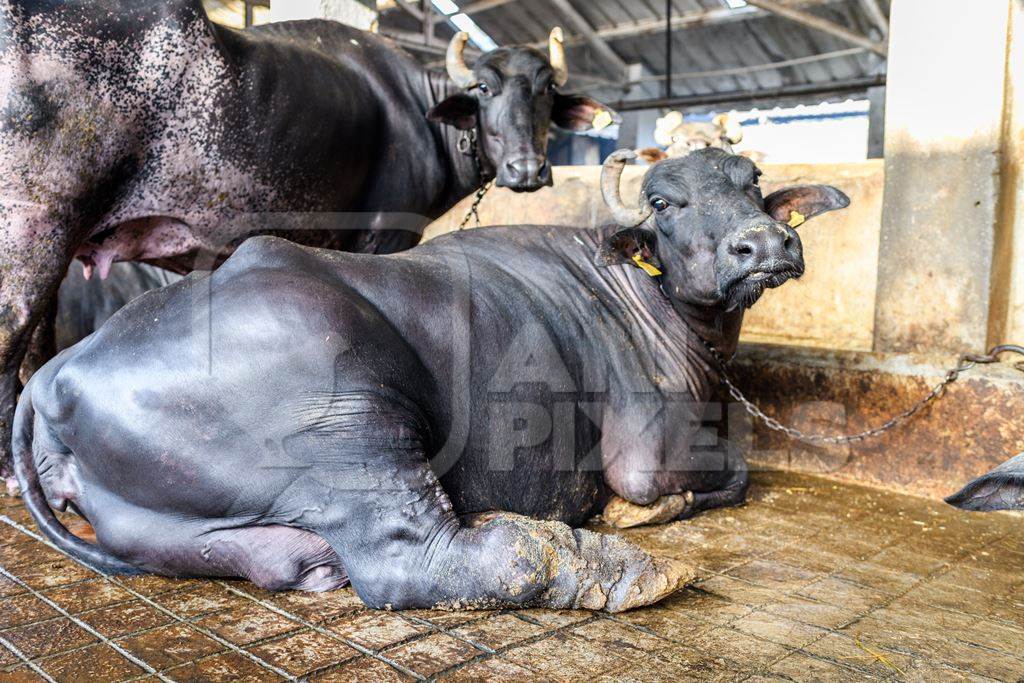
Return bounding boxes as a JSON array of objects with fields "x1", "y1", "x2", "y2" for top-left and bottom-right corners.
[
  {"x1": 664, "y1": 0, "x2": 672, "y2": 99},
  {"x1": 859, "y1": 0, "x2": 889, "y2": 39},
  {"x1": 609, "y1": 75, "x2": 886, "y2": 112},
  {"x1": 745, "y1": 0, "x2": 888, "y2": 57},
  {"x1": 243, "y1": 0, "x2": 254, "y2": 28},
  {"x1": 423, "y1": 0, "x2": 433, "y2": 45}
]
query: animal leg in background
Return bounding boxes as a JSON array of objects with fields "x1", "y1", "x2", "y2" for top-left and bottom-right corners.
[
  {"x1": 0, "y1": 210, "x2": 74, "y2": 489},
  {"x1": 20, "y1": 299, "x2": 56, "y2": 386}
]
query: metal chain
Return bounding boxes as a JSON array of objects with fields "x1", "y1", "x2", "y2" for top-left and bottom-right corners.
[
  {"x1": 703, "y1": 340, "x2": 1024, "y2": 446},
  {"x1": 456, "y1": 128, "x2": 494, "y2": 230},
  {"x1": 458, "y1": 181, "x2": 493, "y2": 230}
]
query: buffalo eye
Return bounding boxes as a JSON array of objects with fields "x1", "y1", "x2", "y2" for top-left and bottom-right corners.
[
  {"x1": 650, "y1": 196, "x2": 670, "y2": 212},
  {"x1": 476, "y1": 83, "x2": 491, "y2": 96}
]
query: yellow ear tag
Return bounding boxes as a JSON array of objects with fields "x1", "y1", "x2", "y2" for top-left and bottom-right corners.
[
  {"x1": 788, "y1": 210, "x2": 806, "y2": 228},
  {"x1": 592, "y1": 109, "x2": 613, "y2": 131},
  {"x1": 632, "y1": 253, "x2": 663, "y2": 277}
]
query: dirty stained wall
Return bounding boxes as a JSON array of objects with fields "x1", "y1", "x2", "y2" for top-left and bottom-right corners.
[
  {"x1": 992, "y1": 0, "x2": 1024, "y2": 348},
  {"x1": 874, "y1": 0, "x2": 1014, "y2": 355}
]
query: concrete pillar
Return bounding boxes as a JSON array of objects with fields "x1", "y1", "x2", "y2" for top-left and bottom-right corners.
[
  {"x1": 569, "y1": 135, "x2": 601, "y2": 166},
  {"x1": 991, "y1": 0, "x2": 1024, "y2": 347},
  {"x1": 873, "y1": 0, "x2": 1014, "y2": 354},
  {"x1": 617, "y1": 111, "x2": 640, "y2": 151},
  {"x1": 270, "y1": 0, "x2": 377, "y2": 29},
  {"x1": 631, "y1": 109, "x2": 662, "y2": 157},
  {"x1": 866, "y1": 86, "x2": 885, "y2": 159}
]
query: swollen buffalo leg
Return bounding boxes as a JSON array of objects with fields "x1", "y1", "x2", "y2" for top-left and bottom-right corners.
[
  {"x1": 287, "y1": 393, "x2": 692, "y2": 611},
  {"x1": 315, "y1": 485, "x2": 692, "y2": 612}
]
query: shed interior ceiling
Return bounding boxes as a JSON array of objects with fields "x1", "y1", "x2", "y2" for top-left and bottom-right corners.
[
  {"x1": 204, "y1": 0, "x2": 889, "y2": 112},
  {"x1": 381, "y1": 0, "x2": 889, "y2": 111}
]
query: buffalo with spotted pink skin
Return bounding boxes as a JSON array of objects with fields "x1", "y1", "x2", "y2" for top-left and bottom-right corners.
[
  {"x1": 0, "y1": 0, "x2": 617, "y2": 487},
  {"x1": 13, "y1": 149, "x2": 848, "y2": 610}
]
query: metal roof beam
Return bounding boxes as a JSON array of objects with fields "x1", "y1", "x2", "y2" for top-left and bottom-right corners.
[
  {"x1": 393, "y1": 0, "x2": 425, "y2": 22},
  {"x1": 608, "y1": 74, "x2": 886, "y2": 112},
  {"x1": 401, "y1": 30, "x2": 614, "y2": 88},
  {"x1": 858, "y1": 0, "x2": 889, "y2": 39},
  {"x1": 619, "y1": 46, "x2": 867, "y2": 86},
  {"x1": 744, "y1": 0, "x2": 888, "y2": 56},
  {"x1": 385, "y1": 0, "x2": 512, "y2": 23},
  {"x1": 460, "y1": 0, "x2": 517, "y2": 16},
  {"x1": 529, "y1": 0, "x2": 842, "y2": 47},
  {"x1": 388, "y1": 31, "x2": 480, "y2": 58}
]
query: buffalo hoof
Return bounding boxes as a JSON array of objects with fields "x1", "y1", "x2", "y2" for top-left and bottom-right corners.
[
  {"x1": 565, "y1": 527, "x2": 695, "y2": 612},
  {"x1": 465, "y1": 513, "x2": 694, "y2": 612},
  {"x1": 602, "y1": 492, "x2": 694, "y2": 529}
]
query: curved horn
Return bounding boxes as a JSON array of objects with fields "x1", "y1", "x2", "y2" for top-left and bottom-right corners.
[
  {"x1": 549, "y1": 27, "x2": 569, "y2": 87},
  {"x1": 446, "y1": 32, "x2": 477, "y2": 89},
  {"x1": 602, "y1": 149, "x2": 653, "y2": 227}
]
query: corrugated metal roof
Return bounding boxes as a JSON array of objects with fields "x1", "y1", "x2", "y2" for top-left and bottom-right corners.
[
  {"x1": 204, "y1": 0, "x2": 888, "y2": 112},
  {"x1": 379, "y1": 0, "x2": 889, "y2": 112}
]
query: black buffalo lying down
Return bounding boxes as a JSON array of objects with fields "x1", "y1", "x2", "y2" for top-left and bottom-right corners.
[
  {"x1": 54, "y1": 262, "x2": 181, "y2": 354},
  {"x1": 14, "y1": 149, "x2": 849, "y2": 612}
]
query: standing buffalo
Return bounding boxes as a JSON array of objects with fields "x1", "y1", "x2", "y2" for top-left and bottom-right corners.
[
  {"x1": 0, "y1": 0, "x2": 616, "y2": 485},
  {"x1": 14, "y1": 149, "x2": 849, "y2": 610}
]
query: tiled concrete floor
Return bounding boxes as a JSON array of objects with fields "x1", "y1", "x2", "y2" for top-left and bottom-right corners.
[{"x1": 1, "y1": 471, "x2": 1022, "y2": 682}]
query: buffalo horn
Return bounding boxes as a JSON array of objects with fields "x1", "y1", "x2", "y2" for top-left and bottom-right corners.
[
  {"x1": 446, "y1": 32, "x2": 477, "y2": 88},
  {"x1": 549, "y1": 27, "x2": 569, "y2": 87},
  {"x1": 601, "y1": 149, "x2": 653, "y2": 227}
]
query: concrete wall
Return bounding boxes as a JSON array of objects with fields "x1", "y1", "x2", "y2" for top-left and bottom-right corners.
[
  {"x1": 425, "y1": 161, "x2": 885, "y2": 352},
  {"x1": 742, "y1": 163, "x2": 883, "y2": 351},
  {"x1": 993, "y1": 0, "x2": 1024, "y2": 347},
  {"x1": 725, "y1": 344, "x2": 1024, "y2": 500},
  {"x1": 874, "y1": 0, "x2": 1014, "y2": 354}
]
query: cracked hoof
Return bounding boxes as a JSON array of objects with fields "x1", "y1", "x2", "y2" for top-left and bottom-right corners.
[
  {"x1": 476, "y1": 513, "x2": 694, "y2": 612},
  {"x1": 581, "y1": 536, "x2": 695, "y2": 612},
  {"x1": 603, "y1": 492, "x2": 694, "y2": 529},
  {"x1": 550, "y1": 528, "x2": 694, "y2": 612}
]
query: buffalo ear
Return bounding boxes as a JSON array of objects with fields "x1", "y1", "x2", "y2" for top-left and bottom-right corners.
[
  {"x1": 763, "y1": 185, "x2": 850, "y2": 225},
  {"x1": 427, "y1": 93, "x2": 479, "y2": 130},
  {"x1": 595, "y1": 225, "x2": 660, "y2": 269},
  {"x1": 945, "y1": 453, "x2": 1024, "y2": 512},
  {"x1": 636, "y1": 147, "x2": 669, "y2": 164},
  {"x1": 553, "y1": 93, "x2": 621, "y2": 132}
]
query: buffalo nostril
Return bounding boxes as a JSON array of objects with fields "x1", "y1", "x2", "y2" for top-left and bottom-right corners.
[{"x1": 734, "y1": 242, "x2": 754, "y2": 257}]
